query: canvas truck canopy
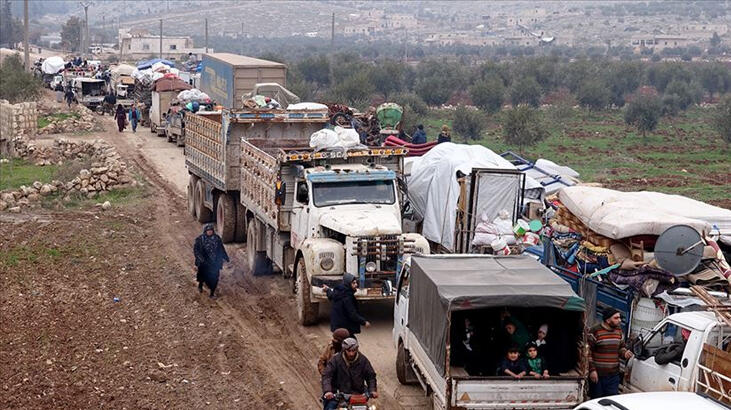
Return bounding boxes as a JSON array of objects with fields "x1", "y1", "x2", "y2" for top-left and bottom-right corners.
[
  {"x1": 558, "y1": 186, "x2": 731, "y2": 244},
  {"x1": 407, "y1": 254, "x2": 585, "y2": 376}
]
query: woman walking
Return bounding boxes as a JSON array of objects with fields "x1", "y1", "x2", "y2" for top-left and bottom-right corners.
[
  {"x1": 193, "y1": 224, "x2": 230, "y2": 298},
  {"x1": 114, "y1": 104, "x2": 126, "y2": 132}
]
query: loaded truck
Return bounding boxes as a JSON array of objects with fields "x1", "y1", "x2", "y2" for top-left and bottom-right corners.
[
  {"x1": 184, "y1": 108, "x2": 429, "y2": 325},
  {"x1": 393, "y1": 254, "x2": 588, "y2": 409}
]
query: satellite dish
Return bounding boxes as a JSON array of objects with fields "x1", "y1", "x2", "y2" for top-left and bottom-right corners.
[{"x1": 654, "y1": 224, "x2": 704, "y2": 276}]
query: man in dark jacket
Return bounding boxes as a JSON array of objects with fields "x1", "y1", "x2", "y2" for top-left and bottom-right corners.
[
  {"x1": 322, "y1": 338, "x2": 378, "y2": 410},
  {"x1": 193, "y1": 224, "x2": 229, "y2": 298},
  {"x1": 411, "y1": 124, "x2": 427, "y2": 144},
  {"x1": 324, "y1": 273, "x2": 370, "y2": 336}
]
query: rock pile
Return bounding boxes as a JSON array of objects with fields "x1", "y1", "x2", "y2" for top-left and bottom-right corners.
[
  {"x1": 0, "y1": 138, "x2": 135, "y2": 212},
  {"x1": 12, "y1": 137, "x2": 115, "y2": 166},
  {"x1": 36, "y1": 105, "x2": 101, "y2": 135}
]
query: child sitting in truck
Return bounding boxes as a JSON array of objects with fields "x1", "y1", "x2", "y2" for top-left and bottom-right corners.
[
  {"x1": 498, "y1": 346, "x2": 527, "y2": 379},
  {"x1": 525, "y1": 342, "x2": 550, "y2": 379}
]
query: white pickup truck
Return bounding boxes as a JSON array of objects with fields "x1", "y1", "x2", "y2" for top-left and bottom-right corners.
[
  {"x1": 393, "y1": 254, "x2": 588, "y2": 409},
  {"x1": 624, "y1": 310, "x2": 731, "y2": 403}
]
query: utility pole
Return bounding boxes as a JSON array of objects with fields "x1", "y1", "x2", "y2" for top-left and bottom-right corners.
[
  {"x1": 205, "y1": 18, "x2": 208, "y2": 54},
  {"x1": 23, "y1": 0, "x2": 29, "y2": 71},
  {"x1": 330, "y1": 12, "x2": 335, "y2": 49},
  {"x1": 79, "y1": 2, "x2": 93, "y2": 57},
  {"x1": 404, "y1": 29, "x2": 408, "y2": 63},
  {"x1": 159, "y1": 19, "x2": 163, "y2": 59},
  {"x1": 240, "y1": 21, "x2": 244, "y2": 55}
]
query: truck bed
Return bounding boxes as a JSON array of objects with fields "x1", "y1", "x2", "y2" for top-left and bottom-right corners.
[{"x1": 451, "y1": 377, "x2": 584, "y2": 409}]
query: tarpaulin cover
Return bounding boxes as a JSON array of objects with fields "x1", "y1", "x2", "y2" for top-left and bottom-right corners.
[
  {"x1": 41, "y1": 56, "x2": 65, "y2": 74},
  {"x1": 111, "y1": 64, "x2": 136, "y2": 77},
  {"x1": 153, "y1": 77, "x2": 192, "y2": 92},
  {"x1": 559, "y1": 186, "x2": 731, "y2": 244},
  {"x1": 137, "y1": 58, "x2": 175, "y2": 70},
  {"x1": 407, "y1": 255, "x2": 585, "y2": 376},
  {"x1": 407, "y1": 143, "x2": 542, "y2": 251}
]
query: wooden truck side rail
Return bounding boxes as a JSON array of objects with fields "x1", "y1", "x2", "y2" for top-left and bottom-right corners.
[
  {"x1": 185, "y1": 113, "x2": 237, "y2": 190},
  {"x1": 241, "y1": 140, "x2": 280, "y2": 229},
  {"x1": 698, "y1": 343, "x2": 731, "y2": 405}
]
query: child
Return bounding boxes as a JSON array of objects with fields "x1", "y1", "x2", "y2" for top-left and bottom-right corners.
[
  {"x1": 526, "y1": 342, "x2": 550, "y2": 379},
  {"x1": 498, "y1": 346, "x2": 527, "y2": 379}
]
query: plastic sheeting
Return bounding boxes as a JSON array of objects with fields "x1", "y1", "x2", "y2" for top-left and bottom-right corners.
[
  {"x1": 309, "y1": 126, "x2": 360, "y2": 150},
  {"x1": 558, "y1": 186, "x2": 731, "y2": 244},
  {"x1": 177, "y1": 89, "x2": 210, "y2": 102},
  {"x1": 41, "y1": 56, "x2": 65, "y2": 74},
  {"x1": 136, "y1": 58, "x2": 175, "y2": 70},
  {"x1": 287, "y1": 102, "x2": 328, "y2": 111},
  {"x1": 407, "y1": 143, "x2": 541, "y2": 251},
  {"x1": 111, "y1": 64, "x2": 135, "y2": 76}
]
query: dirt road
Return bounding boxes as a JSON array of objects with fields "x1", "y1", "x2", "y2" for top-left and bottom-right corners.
[{"x1": 37, "y1": 114, "x2": 429, "y2": 408}]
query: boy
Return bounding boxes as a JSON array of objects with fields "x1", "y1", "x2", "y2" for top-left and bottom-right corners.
[
  {"x1": 498, "y1": 346, "x2": 527, "y2": 379},
  {"x1": 526, "y1": 342, "x2": 549, "y2": 379}
]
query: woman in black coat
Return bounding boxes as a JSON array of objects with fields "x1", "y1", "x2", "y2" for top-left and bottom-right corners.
[{"x1": 193, "y1": 224, "x2": 229, "y2": 298}]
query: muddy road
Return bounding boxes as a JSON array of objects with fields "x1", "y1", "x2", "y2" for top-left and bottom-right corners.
[{"x1": 73, "y1": 116, "x2": 428, "y2": 408}]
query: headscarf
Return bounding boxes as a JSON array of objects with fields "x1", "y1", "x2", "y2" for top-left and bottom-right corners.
[
  {"x1": 333, "y1": 328, "x2": 350, "y2": 343},
  {"x1": 200, "y1": 224, "x2": 220, "y2": 261}
]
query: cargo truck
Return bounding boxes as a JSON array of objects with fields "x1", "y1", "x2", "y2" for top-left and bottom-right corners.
[
  {"x1": 199, "y1": 53, "x2": 287, "y2": 109},
  {"x1": 184, "y1": 108, "x2": 429, "y2": 324},
  {"x1": 394, "y1": 254, "x2": 588, "y2": 409}
]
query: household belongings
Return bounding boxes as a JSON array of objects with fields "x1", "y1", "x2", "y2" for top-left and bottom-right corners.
[
  {"x1": 287, "y1": 102, "x2": 328, "y2": 111},
  {"x1": 383, "y1": 135, "x2": 438, "y2": 156},
  {"x1": 544, "y1": 187, "x2": 731, "y2": 298},
  {"x1": 501, "y1": 151, "x2": 580, "y2": 195},
  {"x1": 407, "y1": 143, "x2": 544, "y2": 252},
  {"x1": 41, "y1": 56, "x2": 65, "y2": 74},
  {"x1": 152, "y1": 76, "x2": 192, "y2": 92},
  {"x1": 176, "y1": 89, "x2": 211, "y2": 104},
  {"x1": 309, "y1": 126, "x2": 361, "y2": 151},
  {"x1": 242, "y1": 95, "x2": 281, "y2": 110},
  {"x1": 242, "y1": 83, "x2": 300, "y2": 109}
]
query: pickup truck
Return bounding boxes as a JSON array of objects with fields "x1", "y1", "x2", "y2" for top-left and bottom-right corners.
[
  {"x1": 393, "y1": 254, "x2": 587, "y2": 409},
  {"x1": 184, "y1": 108, "x2": 429, "y2": 325},
  {"x1": 624, "y1": 310, "x2": 731, "y2": 404}
]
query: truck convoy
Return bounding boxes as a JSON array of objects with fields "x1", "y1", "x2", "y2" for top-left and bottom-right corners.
[
  {"x1": 394, "y1": 254, "x2": 588, "y2": 409},
  {"x1": 184, "y1": 107, "x2": 429, "y2": 325}
]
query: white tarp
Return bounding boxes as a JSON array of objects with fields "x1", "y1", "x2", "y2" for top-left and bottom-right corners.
[
  {"x1": 41, "y1": 56, "x2": 65, "y2": 74},
  {"x1": 408, "y1": 143, "x2": 541, "y2": 251},
  {"x1": 309, "y1": 126, "x2": 360, "y2": 150},
  {"x1": 558, "y1": 186, "x2": 731, "y2": 243},
  {"x1": 111, "y1": 64, "x2": 136, "y2": 76}
]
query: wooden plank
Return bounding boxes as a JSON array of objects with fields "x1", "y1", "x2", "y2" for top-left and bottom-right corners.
[{"x1": 699, "y1": 344, "x2": 731, "y2": 405}]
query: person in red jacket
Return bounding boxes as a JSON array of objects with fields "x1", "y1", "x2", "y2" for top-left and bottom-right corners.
[{"x1": 587, "y1": 308, "x2": 633, "y2": 398}]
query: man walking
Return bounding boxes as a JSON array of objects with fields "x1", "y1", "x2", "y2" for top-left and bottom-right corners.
[
  {"x1": 64, "y1": 87, "x2": 75, "y2": 108},
  {"x1": 322, "y1": 338, "x2": 378, "y2": 410},
  {"x1": 128, "y1": 104, "x2": 141, "y2": 133},
  {"x1": 324, "y1": 273, "x2": 370, "y2": 337},
  {"x1": 588, "y1": 308, "x2": 633, "y2": 398},
  {"x1": 193, "y1": 224, "x2": 230, "y2": 298}
]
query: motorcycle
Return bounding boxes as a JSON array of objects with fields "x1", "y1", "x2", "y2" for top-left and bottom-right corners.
[{"x1": 330, "y1": 392, "x2": 376, "y2": 410}]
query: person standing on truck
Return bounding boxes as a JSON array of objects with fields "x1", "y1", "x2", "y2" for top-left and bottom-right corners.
[
  {"x1": 501, "y1": 311, "x2": 531, "y2": 350},
  {"x1": 323, "y1": 273, "x2": 371, "y2": 337},
  {"x1": 193, "y1": 224, "x2": 230, "y2": 299},
  {"x1": 411, "y1": 124, "x2": 427, "y2": 144},
  {"x1": 588, "y1": 308, "x2": 633, "y2": 399},
  {"x1": 128, "y1": 104, "x2": 141, "y2": 133},
  {"x1": 322, "y1": 338, "x2": 378, "y2": 410},
  {"x1": 318, "y1": 328, "x2": 350, "y2": 375}
]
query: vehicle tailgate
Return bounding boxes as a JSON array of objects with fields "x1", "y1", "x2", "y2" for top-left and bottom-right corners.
[{"x1": 452, "y1": 378, "x2": 583, "y2": 409}]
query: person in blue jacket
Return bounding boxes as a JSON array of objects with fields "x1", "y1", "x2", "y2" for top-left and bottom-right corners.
[
  {"x1": 411, "y1": 124, "x2": 427, "y2": 144},
  {"x1": 128, "y1": 103, "x2": 141, "y2": 133}
]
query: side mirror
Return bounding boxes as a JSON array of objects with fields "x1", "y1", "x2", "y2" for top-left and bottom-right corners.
[
  {"x1": 631, "y1": 337, "x2": 644, "y2": 357},
  {"x1": 296, "y1": 183, "x2": 309, "y2": 204},
  {"x1": 275, "y1": 180, "x2": 286, "y2": 206}
]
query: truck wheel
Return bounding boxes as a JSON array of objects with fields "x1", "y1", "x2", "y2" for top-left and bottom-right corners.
[
  {"x1": 396, "y1": 342, "x2": 418, "y2": 385},
  {"x1": 215, "y1": 193, "x2": 236, "y2": 243},
  {"x1": 187, "y1": 175, "x2": 198, "y2": 217},
  {"x1": 176, "y1": 133, "x2": 185, "y2": 147},
  {"x1": 194, "y1": 180, "x2": 212, "y2": 223},
  {"x1": 295, "y1": 258, "x2": 318, "y2": 326},
  {"x1": 246, "y1": 222, "x2": 258, "y2": 271},
  {"x1": 234, "y1": 202, "x2": 247, "y2": 242}
]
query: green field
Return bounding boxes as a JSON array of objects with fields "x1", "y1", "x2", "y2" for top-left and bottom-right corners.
[
  {"x1": 0, "y1": 159, "x2": 59, "y2": 191},
  {"x1": 419, "y1": 106, "x2": 729, "y2": 208}
]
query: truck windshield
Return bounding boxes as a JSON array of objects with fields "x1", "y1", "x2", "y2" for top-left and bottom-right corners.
[{"x1": 312, "y1": 180, "x2": 395, "y2": 207}]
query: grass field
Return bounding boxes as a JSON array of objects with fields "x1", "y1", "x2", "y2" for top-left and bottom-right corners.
[
  {"x1": 419, "y1": 106, "x2": 729, "y2": 208},
  {"x1": 37, "y1": 112, "x2": 80, "y2": 129},
  {"x1": 0, "y1": 159, "x2": 59, "y2": 191}
]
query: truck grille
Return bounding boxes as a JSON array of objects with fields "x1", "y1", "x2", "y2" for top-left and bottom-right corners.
[{"x1": 352, "y1": 235, "x2": 416, "y2": 276}]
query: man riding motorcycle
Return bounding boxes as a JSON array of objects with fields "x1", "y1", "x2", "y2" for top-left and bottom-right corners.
[{"x1": 322, "y1": 338, "x2": 378, "y2": 410}]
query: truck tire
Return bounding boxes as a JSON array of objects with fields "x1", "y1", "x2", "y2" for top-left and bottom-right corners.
[
  {"x1": 194, "y1": 179, "x2": 212, "y2": 223},
  {"x1": 176, "y1": 132, "x2": 185, "y2": 147},
  {"x1": 187, "y1": 175, "x2": 198, "y2": 217},
  {"x1": 234, "y1": 202, "x2": 247, "y2": 242},
  {"x1": 396, "y1": 342, "x2": 418, "y2": 385},
  {"x1": 246, "y1": 222, "x2": 258, "y2": 271},
  {"x1": 295, "y1": 258, "x2": 319, "y2": 326},
  {"x1": 215, "y1": 193, "x2": 236, "y2": 243}
]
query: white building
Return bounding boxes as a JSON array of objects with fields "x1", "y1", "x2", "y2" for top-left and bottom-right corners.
[{"x1": 118, "y1": 28, "x2": 210, "y2": 62}]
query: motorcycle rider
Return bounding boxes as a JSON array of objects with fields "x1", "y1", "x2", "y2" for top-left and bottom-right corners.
[{"x1": 322, "y1": 338, "x2": 378, "y2": 410}]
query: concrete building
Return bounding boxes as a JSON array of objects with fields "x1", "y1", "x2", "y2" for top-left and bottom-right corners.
[
  {"x1": 118, "y1": 28, "x2": 210, "y2": 62},
  {"x1": 630, "y1": 35, "x2": 692, "y2": 52}
]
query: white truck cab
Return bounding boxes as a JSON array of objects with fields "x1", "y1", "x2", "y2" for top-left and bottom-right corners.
[{"x1": 624, "y1": 311, "x2": 731, "y2": 397}]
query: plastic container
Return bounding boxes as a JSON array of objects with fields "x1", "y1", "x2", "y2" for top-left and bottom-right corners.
[
  {"x1": 630, "y1": 298, "x2": 665, "y2": 337},
  {"x1": 522, "y1": 232, "x2": 541, "y2": 247},
  {"x1": 513, "y1": 220, "x2": 530, "y2": 236},
  {"x1": 491, "y1": 237, "x2": 511, "y2": 256},
  {"x1": 529, "y1": 219, "x2": 543, "y2": 232}
]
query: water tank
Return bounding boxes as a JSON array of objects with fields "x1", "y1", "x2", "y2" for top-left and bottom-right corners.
[{"x1": 630, "y1": 298, "x2": 665, "y2": 338}]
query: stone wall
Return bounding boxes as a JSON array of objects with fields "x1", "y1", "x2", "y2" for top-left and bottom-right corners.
[{"x1": 0, "y1": 100, "x2": 37, "y2": 156}]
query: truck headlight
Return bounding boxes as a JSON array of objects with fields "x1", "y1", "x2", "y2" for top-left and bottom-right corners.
[
  {"x1": 365, "y1": 261, "x2": 377, "y2": 272},
  {"x1": 320, "y1": 257, "x2": 334, "y2": 271}
]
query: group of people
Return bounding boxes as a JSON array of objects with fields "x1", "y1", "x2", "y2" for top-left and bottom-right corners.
[
  {"x1": 410, "y1": 124, "x2": 453, "y2": 144},
  {"x1": 114, "y1": 103, "x2": 141, "y2": 133}
]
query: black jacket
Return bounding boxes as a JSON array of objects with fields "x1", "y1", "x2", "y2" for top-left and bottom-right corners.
[
  {"x1": 327, "y1": 284, "x2": 366, "y2": 334},
  {"x1": 322, "y1": 352, "x2": 377, "y2": 395},
  {"x1": 654, "y1": 342, "x2": 686, "y2": 365}
]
